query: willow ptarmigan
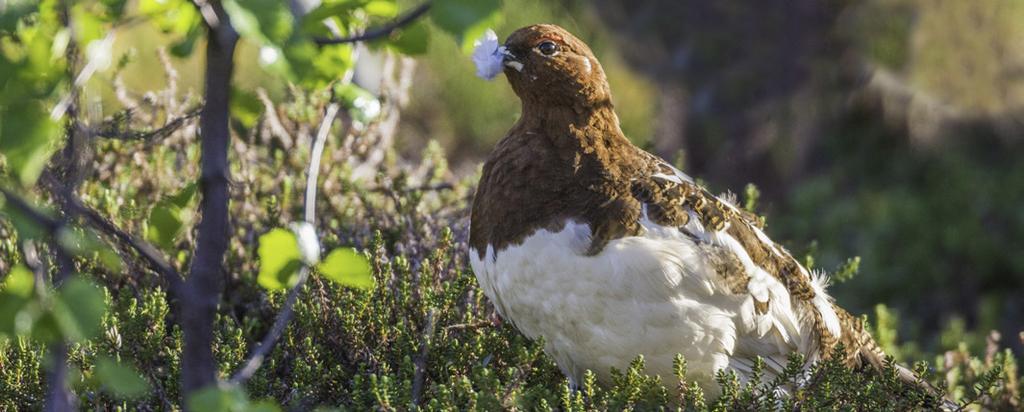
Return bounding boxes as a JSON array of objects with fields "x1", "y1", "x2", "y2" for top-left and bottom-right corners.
[{"x1": 468, "y1": 24, "x2": 925, "y2": 399}]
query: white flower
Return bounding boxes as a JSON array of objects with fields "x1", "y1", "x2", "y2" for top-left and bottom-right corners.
[{"x1": 472, "y1": 29, "x2": 506, "y2": 81}]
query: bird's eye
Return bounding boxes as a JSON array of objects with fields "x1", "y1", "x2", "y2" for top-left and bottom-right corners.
[{"x1": 537, "y1": 41, "x2": 558, "y2": 56}]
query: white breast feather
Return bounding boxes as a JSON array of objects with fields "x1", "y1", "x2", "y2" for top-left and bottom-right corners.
[{"x1": 470, "y1": 205, "x2": 839, "y2": 397}]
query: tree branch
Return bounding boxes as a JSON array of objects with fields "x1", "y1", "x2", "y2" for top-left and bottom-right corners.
[
  {"x1": 229, "y1": 102, "x2": 341, "y2": 385},
  {"x1": 93, "y1": 106, "x2": 202, "y2": 142},
  {"x1": 313, "y1": 2, "x2": 431, "y2": 46},
  {"x1": 37, "y1": 173, "x2": 185, "y2": 293},
  {"x1": 367, "y1": 182, "x2": 454, "y2": 193},
  {"x1": 0, "y1": 189, "x2": 58, "y2": 230},
  {"x1": 72, "y1": 192, "x2": 184, "y2": 291},
  {"x1": 411, "y1": 309, "x2": 436, "y2": 405},
  {"x1": 180, "y1": 1, "x2": 238, "y2": 400},
  {"x1": 0, "y1": 187, "x2": 76, "y2": 412}
]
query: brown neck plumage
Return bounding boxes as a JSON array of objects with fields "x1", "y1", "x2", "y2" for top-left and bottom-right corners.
[
  {"x1": 517, "y1": 97, "x2": 631, "y2": 161},
  {"x1": 470, "y1": 93, "x2": 646, "y2": 258}
]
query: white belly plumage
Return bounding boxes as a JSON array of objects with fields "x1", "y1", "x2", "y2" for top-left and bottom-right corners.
[{"x1": 469, "y1": 217, "x2": 839, "y2": 397}]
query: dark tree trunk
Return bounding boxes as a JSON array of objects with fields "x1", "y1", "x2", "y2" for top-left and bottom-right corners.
[{"x1": 180, "y1": 14, "x2": 238, "y2": 400}]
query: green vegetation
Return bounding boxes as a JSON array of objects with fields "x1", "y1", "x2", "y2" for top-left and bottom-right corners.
[
  {"x1": 1, "y1": 82, "x2": 1020, "y2": 408},
  {"x1": 1, "y1": 115, "x2": 1020, "y2": 409}
]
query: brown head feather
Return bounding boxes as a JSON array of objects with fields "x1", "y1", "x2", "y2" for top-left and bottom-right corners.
[{"x1": 502, "y1": 24, "x2": 612, "y2": 110}]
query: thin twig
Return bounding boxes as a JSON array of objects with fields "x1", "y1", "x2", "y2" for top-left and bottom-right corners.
[
  {"x1": 367, "y1": 182, "x2": 454, "y2": 193},
  {"x1": 229, "y1": 102, "x2": 341, "y2": 385},
  {"x1": 63, "y1": 189, "x2": 184, "y2": 292},
  {"x1": 94, "y1": 106, "x2": 201, "y2": 142},
  {"x1": 442, "y1": 321, "x2": 490, "y2": 332},
  {"x1": 256, "y1": 88, "x2": 293, "y2": 148},
  {"x1": 411, "y1": 309, "x2": 436, "y2": 405},
  {"x1": 0, "y1": 188, "x2": 60, "y2": 230},
  {"x1": 313, "y1": 2, "x2": 431, "y2": 46}
]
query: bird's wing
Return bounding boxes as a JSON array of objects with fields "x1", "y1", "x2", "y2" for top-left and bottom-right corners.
[
  {"x1": 640, "y1": 151, "x2": 694, "y2": 184},
  {"x1": 630, "y1": 156, "x2": 859, "y2": 370},
  {"x1": 632, "y1": 159, "x2": 952, "y2": 403}
]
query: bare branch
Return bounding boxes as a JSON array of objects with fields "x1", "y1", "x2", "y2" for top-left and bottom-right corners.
[
  {"x1": 94, "y1": 106, "x2": 201, "y2": 142},
  {"x1": 230, "y1": 102, "x2": 342, "y2": 385},
  {"x1": 412, "y1": 309, "x2": 436, "y2": 405},
  {"x1": 313, "y1": 2, "x2": 431, "y2": 46},
  {"x1": 367, "y1": 182, "x2": 454, "y2": 193},
  {"x1": 0, "y1": 188, "x2": 59, "y2": 230},
  {"x1": 69, "y1": 192, "x2": 184, "y2": 292},
  {"x1": 257, "y1": 88, "x2": 294, "y2": 148}
]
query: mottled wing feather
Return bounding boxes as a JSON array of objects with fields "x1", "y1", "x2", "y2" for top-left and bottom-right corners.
[{"x1": 632, "y1": 157, "x2": 875, "y2": 367}]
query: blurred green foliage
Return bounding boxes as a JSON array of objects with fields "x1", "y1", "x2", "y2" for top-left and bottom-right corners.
[{"x1": 774, "y1": 97, "x2": 1024, "y2": 359}]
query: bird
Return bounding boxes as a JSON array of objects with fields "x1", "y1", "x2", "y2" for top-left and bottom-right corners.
[{"x1": 467, "y1": 24, "x2": 933, "y2": 400}]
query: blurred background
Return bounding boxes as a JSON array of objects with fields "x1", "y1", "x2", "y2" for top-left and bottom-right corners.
[{"x1": 106, "y1": 0, "x2": 1024, "y2": 357}]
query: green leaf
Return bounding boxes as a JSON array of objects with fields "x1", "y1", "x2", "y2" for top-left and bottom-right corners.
[
  {"x1": 301, "y1": 42, "x2": 354, "y2": 88},
  {"x1": 223, "y1": 0, "x2": 295, "y2": 47},
  {"x1": 248, "y1": 401, "x2": 283, "y2": 412},
  {"x1": 302, "y1": 0, "x2": 370, "y2": 31},
  {"x1": 167, "y1": 182, "x2": 197, "y2": 208},
  {"x1": 364, "y1": 0, "x2": 398, "y2": 18},
  {"x1": 0, "y1": 103, "x2": 61, "y2": 186},
  {"x1": 187, "y1": 385, "x2": 248, "y2": 412},
  {"x1": 3, "y1": 265, "x2": 35, "y2": 298},
  {"x1": 52, "y1": 277, "x2": 106, "y2": 342},
  {"x1": 29, "y1": 308, "x2": 61, "y2": 342},
  {"x1": 95, "y1": 356, "x2": 150, "y2": 399},
  {"x1": 230, "y1": 87, "x2": 263, "y2": 129},
  {"x1": 386, "y1": 20, "x2": 430, "y2": 55},
  {"x1": 140, "y1": 0, "x2": 201, "y2": 56},
  {"x1": 0, "y1": 0, "x2": 37, "y2": 33},
  {"x1": 316, "y1": 247, "x2": 373, "y2": 289},
  {"x1": 0, "y1": 266, "x2": 42, "y2": 340},
  {"x1": 146, "y1": 183, "x2": 196, "y2": 250},
  {"x1": 100, "y1": 0, "x2": 130, "y2": 19},
  {"x1": 0, "y1": 294, "x2": 28, "y2": 337},
  {"x1": 431, "y1": 0, "x2": 502, "y2": 52},
  {"x1": 257, "y1": 228, "x2": 303, "y2": 290},
  {"x1": 146, "y1": 205, "x2": 182, "y2": 250},
  {"x1": 71, "y1": 3, "x2": 107, "y2": 46},
  {"x1": 170, "y1": 23, "x2": 203, "y2": 57}
]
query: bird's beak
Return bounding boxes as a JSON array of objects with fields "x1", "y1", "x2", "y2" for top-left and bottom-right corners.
[{"x1": 501, "y1": 48, "x2": 524, "y2": 72}]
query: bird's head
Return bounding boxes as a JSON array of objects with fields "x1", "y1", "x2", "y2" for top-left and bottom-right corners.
[{"x1": 500, "y1": 24, "x2": 612, "y2": 109}]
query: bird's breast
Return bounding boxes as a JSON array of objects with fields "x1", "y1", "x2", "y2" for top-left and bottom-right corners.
[{"x1": 468, "y1": 218, "x2": 745, "y2": 392}]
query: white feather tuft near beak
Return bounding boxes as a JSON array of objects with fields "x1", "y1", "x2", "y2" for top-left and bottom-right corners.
[{"x1": 504, "y1": 60, "x2": 524, "y2": 72}]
